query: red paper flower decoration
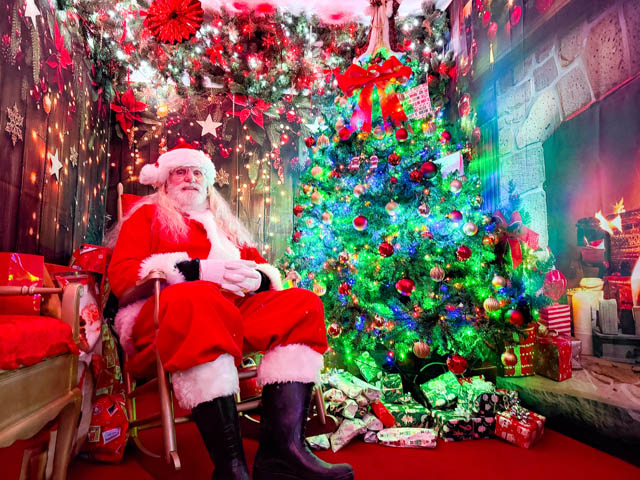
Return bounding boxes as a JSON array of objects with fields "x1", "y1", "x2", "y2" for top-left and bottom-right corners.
[
  {"x1": 46, "y1": 21, "x2": 73, "y2": 93},
  {"x1": 110, "y1": 88, "x2": 147, "y2": 132},
  {"x1": 143, "y1": 0, "x2": 204, "y2": 45},
  {"x1": 226, "y1": 94, "x2": 271, "y2": 129}
]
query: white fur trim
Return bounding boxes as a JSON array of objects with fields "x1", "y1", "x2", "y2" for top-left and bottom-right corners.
[
  {"x1": 114, "y1": 299, "x2": 146, "y2": 355},
  {"x1": 187, "y1": 210, "x2": 241, "y2": 260},
  {"x1": 172, "y1": 354, "x2": 239, "y2": 409},
  {"x1": 139, "y1": 149, "x2": 216, "y2": 187},
  {"x1": 255, "y1": 263, "x2": 283, "y2": 291},
  {"x1": 138, "y1": 252, "x2": 190, "y2": 285},
  {"x1": 257, "y1": 344, "x2": 323, "y2": 386}
]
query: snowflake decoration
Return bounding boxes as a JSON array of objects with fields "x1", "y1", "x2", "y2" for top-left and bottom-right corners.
[
  {"x1": 69, "y1": 146, "x2": 78, "y2": 167},
  {"x1": 215, "y1": 167, "x2": 230, "y2": 187},
  {"x1": 5, "y1": 104, "x2": 23, "y2": 146}
]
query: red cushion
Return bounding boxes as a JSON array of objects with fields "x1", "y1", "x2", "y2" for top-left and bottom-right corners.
[{"x1": 0, "y1": 315, "x2": 79, "y2": 370}]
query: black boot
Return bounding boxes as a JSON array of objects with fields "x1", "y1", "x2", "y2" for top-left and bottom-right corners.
[
  {"x1": 192, "y1": 395, "x2": 250, "y2": 480},
  {"x1": 253, "y1": 382, "x2": 354, "y2": 480}
]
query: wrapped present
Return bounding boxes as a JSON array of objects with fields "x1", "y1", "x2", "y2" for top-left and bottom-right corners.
[
  {"x1": 307, "y1": 434, "x2": 330, "y2": 450},
  {"x1": 472, "y1": 416, "x2": 496, "y2": 439},
  {"x1": 569, "y1": 336, "x2": 583, "y2": 370},
  {"x1": 435, "y1": 151, "x2": 464, "y2": 178},
  {"x1": 363, "y1": 430, "x2": 379, "y2": 443},
  {"x1": 495, "y1": 389, "x2": 519, "y2": 412},
  {"x1": 329, "y1": 419, "x2": 367, "y2": 452},
  {"x1": 399, "y1": 83, "x2": 433, "y2": 120},
  {"x1": 503, "y1": 326, "x2": 535, "y2": 377},
  {"x1": 0, "y1": 252, "x2": 44, "y2": 315},
  {"x1": 324, "y1": 388, "x2": 347, "y2": 404},
  {"x1": 362, "y1": 413, "x2": 384, "y2": 431},
  {"x1": 420, "y1": 371, "x2": 460, "y2": 408},
  {"x1": 534, "y1": 332, "x2": 572, "y2": 381},
  {"x1": 69, "y1": 244, "x2": 112, "y2": 308},
  {"x1": 380, "y1": 373, "x2": 404, "y2": 404},
  {"x1": 339, "y1": 371, "x2": 381, "y2": 402},
  {"x1": 328, "y1": 372, "x2": 362, "y2": 399},
  {"x1": 355, "y1": 351, "x2": 383, "y2": 383},
  {"x1": 604, "y1": 275, "x2": 633, "y2": 310},
  {"x1": 458, "y1": 375, "x2": 485, "y2": 385},
  {"x1": 539, "y1": 304, "x2": 571, "y2": 335},
  {"x1": 377, "y1": 428, "x2": 437, "y2": 448},
  {"x1": 386, "y1": 403, "x2": 431, "y2": 428},
  {"x1": 495, "y1": 407, "x2": 545, "y2": 448},
  {"x1": 598, "y1": 299, "x2": 619, "y2": 334},
  {"x1": 432, "y1": 408, "x2": 474, "y2": 442},
  {"x1": 458, "y1": 378, "x2": 498, "y2": 416},
  {"x1": 370, "y1": 400, "x2": 395, "y2": 428},
  {"x1": 84, "y1": 393, "x2": 129, "y2": 463}
]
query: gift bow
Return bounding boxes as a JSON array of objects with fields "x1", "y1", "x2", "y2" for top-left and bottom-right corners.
[
  {"x1": 335, "y1": 56, "x2": 411, "y2": 132},
  {"x1": 492, "y1": 211, "x2": 540, "y2": 269},
  {"x1": 226, "y1": 94, "x2": 271, "y2": 129}
]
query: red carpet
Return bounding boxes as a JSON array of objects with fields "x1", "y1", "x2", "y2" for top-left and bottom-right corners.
[{"x1": 69, "y1": 422, "x2": 640, "y2": 480}]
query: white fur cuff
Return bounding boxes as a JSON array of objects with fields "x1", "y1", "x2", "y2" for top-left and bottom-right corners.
[
  {"x1": 138, "y1": 251, "x2": 190, "y2": 285},
  {"x1": 172, "y1": 354, "x2": 239, "y2": 410},
  {"x1": 255, "y1": 263, "x2": 283, "y2": 291},
  {"x1": 257, "y1": 344, "x2": 324, "y2": 386},
  {"x1": 114, "y1": 299, "x2": 146, "y2": 355}
]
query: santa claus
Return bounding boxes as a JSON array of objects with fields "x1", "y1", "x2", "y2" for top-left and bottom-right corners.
[{"x1": 107, "y1": 145, "x2": 352, "y2": 480}]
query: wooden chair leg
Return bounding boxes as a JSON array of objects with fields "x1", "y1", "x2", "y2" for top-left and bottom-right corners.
[
  {"x1": 156, "y1": 357, "x2": 181, "y2": 470},
  {"x1": 51, "y1": 388, "x2": 82, "y2": 480}
]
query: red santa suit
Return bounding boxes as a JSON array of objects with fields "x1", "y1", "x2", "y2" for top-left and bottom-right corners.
[{"x1": 109, "y1": 202, "x2": 328, "y2": 409}]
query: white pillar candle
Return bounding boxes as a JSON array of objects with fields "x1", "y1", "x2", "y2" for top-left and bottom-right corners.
[{"x1": 571, "y1": 290, "x2": 602, "y2": 355}]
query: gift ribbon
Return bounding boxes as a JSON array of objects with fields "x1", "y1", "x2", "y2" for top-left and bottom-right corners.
[
  {"x1": 492, "y1": 211, "x2": 540, "y2": 269},
  {"x1": 335, "y1": 56, "x2": 411, "y2": 132}
]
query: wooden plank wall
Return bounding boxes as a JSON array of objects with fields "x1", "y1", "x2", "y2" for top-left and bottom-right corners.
[{"x1": 0, "y1": 2, "x2": 110, "y2": 264}]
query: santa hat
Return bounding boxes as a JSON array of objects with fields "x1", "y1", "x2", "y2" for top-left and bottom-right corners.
[{"x1": 139, "y1": 145, "x2": 216, "y2": 187}]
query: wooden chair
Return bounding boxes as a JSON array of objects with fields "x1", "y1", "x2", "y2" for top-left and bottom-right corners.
[
  {"x1": 115, "y1": 183, "x2": 328, "y2": 471},
  {"x1": 0, "y1": 280, "x2": 84, "y2": 480}
]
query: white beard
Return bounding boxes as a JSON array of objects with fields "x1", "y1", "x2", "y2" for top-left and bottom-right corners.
[{"x1": 166, "y1": 183, "x2": 208, "y2": 213}]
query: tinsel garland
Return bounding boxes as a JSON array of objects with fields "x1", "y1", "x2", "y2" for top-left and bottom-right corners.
[
  {"x1": 10, "y1": 4, "x2": 21, "y2": 65},
  {"x1": 30, "y1": 23, "x2": 40, "y2": 85}
]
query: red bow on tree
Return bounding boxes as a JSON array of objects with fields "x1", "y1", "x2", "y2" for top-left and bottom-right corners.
[
  {"x1": 46, "y1": 21, "x2": 73, "y2": 93},
  {"x1": 335, "y1": 56, "x2": 412, "y2": 132},
  {"x1": 492, "y1": 211, "x2": 540, "y2": 269},
  {"x1": 206, "y1": 44, "x2": 225, "y2": 67},
  {"x1": 226, "y1": 94, "x2": 271, "y2": 129},
  {"x1": 110, "y1": 88, "x2": 147, "y2": 132}
]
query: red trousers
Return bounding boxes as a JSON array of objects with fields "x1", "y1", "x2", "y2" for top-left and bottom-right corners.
[{"x1": 128, "y1": 281, "x2": 328, "y2": 376}]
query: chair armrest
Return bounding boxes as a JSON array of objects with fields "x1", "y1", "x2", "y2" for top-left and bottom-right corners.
[{"x1": 118, "y1": 270, "x2": 167, "y2": 308}]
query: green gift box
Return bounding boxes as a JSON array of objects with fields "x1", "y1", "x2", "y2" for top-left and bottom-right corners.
[
  {"x1": 386, "y1": 402, "x2": 431, "y2": 428},
  {"x1": 420, "y1": 371, "x2": 460, "y2": 409},
  {"x1": 380, "y1": 374, "x2": 404, "y2": 404},
  {"x1": 355, "y1": 352, "x2": 383, "y2": 383},
  {"x1": 459, "y1": 378, "x2": 498, "y2": 416}
]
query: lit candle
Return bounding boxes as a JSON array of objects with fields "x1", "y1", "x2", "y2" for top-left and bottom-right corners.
[{"x1": 572, "y1": 289, "x2": 603, "y2": 355}]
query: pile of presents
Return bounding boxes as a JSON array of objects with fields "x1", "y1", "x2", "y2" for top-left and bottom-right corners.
[{"x1": 308, "y1": 353, "x2": 546, "y2": 451}]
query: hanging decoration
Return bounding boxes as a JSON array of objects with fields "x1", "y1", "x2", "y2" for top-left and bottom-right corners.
[
  {"x1": 110, "y1": 88, "x2": 148, "y2": 133},
  {"x1": 226, "y1": 94, "x2": 271, "y2": 129},
  {"x1": 46, "y1": 21, "x2": 73, "y2": 92},
  {"x1": 5, "y1": 104, "x2": 24, "y2": 146},
  {"x1": 143, "y1": 0, "x2": 205, "y2": 44}
]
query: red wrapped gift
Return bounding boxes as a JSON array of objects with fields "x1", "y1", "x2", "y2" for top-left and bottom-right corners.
[
  {"x1": 533, "y1": 332, "x2": 572, "y2": 381},
  {"x1": 503, "y1": 326, "x2": 535, "y2": 377},
  {"x1": 495, "y1": 406, "x2": 545, "y2": 448},
  {"x1": 0, "y1": 252, "x2": 44, "y2": 314},
  {"x1": 69, "y1": 244, "x2": 112, "y2": 308},
  {"x1": 604, "y1": 275, "x2": 633, "y2": 310},
  {"x1": 539, "y1": 304, "x2": 571, "y2": 335},
  {"x1": 84, "y1": 393, "x2": 129, "y2": 463}
]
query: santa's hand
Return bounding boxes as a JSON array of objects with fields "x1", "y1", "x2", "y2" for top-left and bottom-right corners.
[
  {"x1": 198, "y1": 259, "x2": 257, "y2": 284},
  {"x1": 221, "y1": 283, "x2": 245, "y2": 297}
]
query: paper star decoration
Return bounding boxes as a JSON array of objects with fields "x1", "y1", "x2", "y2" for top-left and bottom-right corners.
[
  {"x1": 5, "y1": 104, "x2": 24, "y2": 146},
  {"x1": 69, "y1": 146, "x2": 78, "y2": 167},
  {"x1": 197, "y1": 114, "x2": 222, "y2": 137},
  {"x1": 305, "y1": 116, "x2": 326, "y2": 134},
  {"x1": 49, "y1": 149, "x2": 63, "y2": 180},
  {"x1": 24, "y1": 0, "x2": 41, "y2": 26},
  {"x1": 215, "y1": 168, "x2": 229, "y2": 187}
]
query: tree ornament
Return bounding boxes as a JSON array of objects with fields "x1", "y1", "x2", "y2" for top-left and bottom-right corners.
[
  {"x1": 418, "y1": 203, "x2": 430, "y2": 217},
  {"x1": 491, "y1": 275, "x2": 507, "y2": 288},
  {"x1": 372, "y1": 125, "x2": 385, "y2": 139},
  {"x1": 338, "y1": 127, "x2": 351, "y2": 141},
  {"x1": 449, "y1": 179, "x2": 463, "y2": 193},
  {"x1": 395, "y1": 278, "x2": 415, "y2": 297},
  {"x1": 420, "y1": 161, "x2": 438, "y2": 178},
  {"x1": 537, "y1": 323, "x2": 549, "y2": 337},
  {"x1": 501, "y1": 350, "x2": 518, "y2": 367},
  {"x1": 482, "y1": 233, "x2": 498, "y2": 247},
  {"x1": 338, "y1": 282, "x2": 352, "y2": 295},
  {"x1": 353, "y1": 184, "x2": 366, "y2": 197},
  {"x1": 197, "y1": 114, "x2": 222, "y2": 137},
  {"x1": 311, "y1": 166, "x2": 323, "y2": 178},
  {"x1": 368, "y1": 155, "x2": 379, "y2": 171},
  {"x1": 321, "y1": 211, "x2": 333, "y2": 224},
  {"x1": 410, "y1": 170, "x2": 423, "y2": 183},
  {"x1": 338, "y1": 251, "x2": 350, "y2": 264},
  {"x1": 373, "y1": 315, "x2": 386, "y2": 328},
  {"x1": 378, "y1": 242, "x2": 394, "y2": 257},
  {"x1": 302, "y1": 184, "x2": 312, "y2": 195},
  {"x1": 507, "y1": 309, "x2": 524, "y2": 327},
  {"x1": 43, "y1": 94, "x2": 52, "y2": 115},
  {"x1": 353, "y1": 215, "x2": 368, "y2": 231},
  {"x1": 316, "y1": 134, "x2": 330, "y2": 147},
  {"x1": 449, "y1": 210, "x2": 463, "y2": 223},
  {"x1": 304, "y1": 136, "x2": 316, "y2": 148},
  {"x1": 430, "y1": 265, "x2": 446, "y2": 282},
  {"x1": 446, "y1": 354, "x2": 468, "y2": 374},
  {"x1": 144, "y1": 0, "x2": 204, "y2": 44},
  {"x1": 463, "y1": 222, "x2": 478, "y2": 236},
  {"x1": 292, "y1": 231, "x2": 302, "y2": 243},
  {"x1": 483, "y1": 297, "x2": 501, "y2": 312},
  {"x1": 5, "y1": 103, "x2": 23, "y2": 146},
  {"x1": 473, "y1": 195, "x2": 483, "y2": 207},
  {"x1": 395, "y1": 127, "x2": 409, "y2": 141},
  {"x1": 327, "y1": 322, "x2": 341, "y2": 337},
  {"x1": 458, "y1": 94, "x2": 471, "y2": 117},
  {"x1": 310, "y1": 191, "x2": 323, "y2": 204},
  {"x1": 313, "y1": 282, "x2": 327, "y2": 296},
  {"x1": 456, "y1": 245, "x2": 471, "y2": 261},
  {"x1": 385, "y1": 200, "x2": 399, "y2": 216},
  {"x1": 488, "y1": 22, "x2": 498, "y2": 41},
  {"x1": 440, "y1": 130, "x2": 452, "y2": 144},
  {"x1": 110, "y1": 88, "x2": 147, "y2": 132},
  {"x1": 499, "y1": 298, "x2": 511, "y2": 308},
  {"x1": 413, "y1": 341, "x2": 431, "y2": 359},
  {"x1": 293, "y1": 205, "x2": 304, "y2": 217},
  {"x1": 389, "y1": 177, "x2": 398, "y2": 185},
  {"x1": 388, "y1": 153, "x2": 401, "y2": 166},
  {"x1": 543, "y1": 269, "x2": 567, "y2": 302}
]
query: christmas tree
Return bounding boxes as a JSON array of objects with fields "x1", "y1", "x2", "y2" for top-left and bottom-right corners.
[{"x1": 281, "y1": 45, "x2": 554, "y2": 383}]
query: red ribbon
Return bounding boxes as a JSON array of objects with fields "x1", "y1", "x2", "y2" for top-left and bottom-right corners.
[
  {"x1": 492, "y1": 211, "x2": 540, "y2": 269},
  {"x1": 226, "y1": 94, "x2": 271, "y2": 129},
  {"x1": 335, "y1": 56, "x2": 411, "y2": 132},
  {"x1": 206, "y1": 44, "x2": 225, "y2": 67}
]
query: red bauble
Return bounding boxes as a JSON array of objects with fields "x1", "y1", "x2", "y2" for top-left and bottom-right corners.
[
  {"x1": 420, "y1": 161, "x2": 438, "y2": 178},
  {"x1": 327, "y1": 323, "x2": 342, "y2": 338},
  {"x1": 488, "y1": 22, "x2": 498, "y2": 41},
  {"x1": 286, "y1": 110, "x2": 297, "y2": 122},
  {"x1": 353, "y1": 215, "x2": 368, "y2": 231},
  {"x1": 292, "y1": 230, "x2": 302, "y2": 242},
  {"x1": 395, "y1": 128, "x2": 409, "y2": 142},
  {"x1": 456, "y1": 245, "x2": 472, "y2": 261},
  {"x1": 293, "y1": 204, "x2": 304, "y2": 217},
  {"x1": 511, "y1": 6, "x2": 522, "y2": 25},
  {"x1": 507, "y1": 309, "x2": 524, "y2": 327},
  {"x1": 338, "y1": 127, "x2": 351, "y2": 141},
  {"x1": 449, "y1": 210, "x2": 463, "y2": 222},
  {"x1": 378, "y1": 242, "x2": 394, "y2": 257},
  {"x1": 543, "y1": 269, "x2": 567, "y2": 302},
  {"x1": 440, "y1": 130, "x2": 452, "y2": 144},
  {"x1": 409, "y1": 170, "x2": 423, "y2": 183},
  {"x1": 338, "y1": 282, "x2": 352, "y2": 295},
  {"x1": 389, "y1": 176, "x2": 398, "y2": 185},
  {"x1": 388, "y1": 153, "x2": 401, "y2": 166},
  {"x1": 481, "y1": 10, "x2": 491, "y2": 28},
  {"x1": 447, "y1": 354, "x2": 468, "y2": 375},
  {"x1": 304, "y1": 136, "x2": 315, "y2": 148},
  {"x1": 144, "y1": 0, "x2": 204, "y2": 44},
  {"x1": 501, "y1": 350, "x2": 518, "y2": 367},
  {"x1": 395, "y1": 278, "x2": 415, "y2": 297}
]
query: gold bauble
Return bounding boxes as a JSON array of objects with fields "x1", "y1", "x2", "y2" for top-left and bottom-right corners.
[
  {"x1": 491, "y1": 275, "x2": 507, "y2": 288},
  {"x1": 312, "y1": 282, "x2": 326, "y2": 296},
  {"x1": 429, "y1": 265, "x2": 446, "y2": 282},
  {"x1": 483, "y1": 297, "x2": 501, "y2": 312},
  {"x1": 413, "y1": 341, "x2": 431, "y2": 359}
]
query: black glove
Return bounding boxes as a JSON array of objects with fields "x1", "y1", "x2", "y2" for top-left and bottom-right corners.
[
  {"x1": 176, "y1": 258, "x2": 200, "y2": 281},
  {"x1": 255, "y1": 270, "x2": 271, "y2": 293}
]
